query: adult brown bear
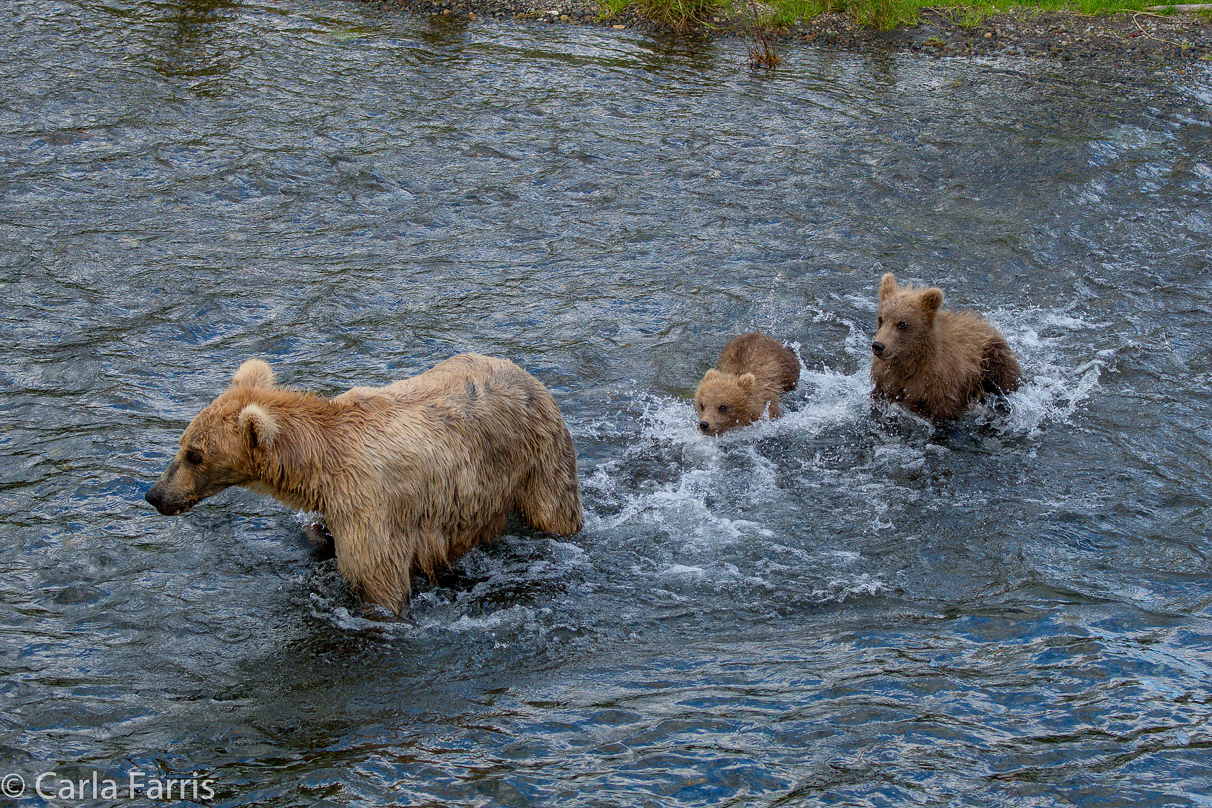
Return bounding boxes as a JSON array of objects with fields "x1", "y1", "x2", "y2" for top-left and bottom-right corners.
[{"x1": 146, "y1": 355, "x2": 583, "y2": 615}]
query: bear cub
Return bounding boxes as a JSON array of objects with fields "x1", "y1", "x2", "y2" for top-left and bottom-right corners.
[
  {"x1": 695, "y1": 332, "x2": 800, "y2": 436},
  {"x1": 871, "y1": 272, "x2": 1022, "y2": 423}
]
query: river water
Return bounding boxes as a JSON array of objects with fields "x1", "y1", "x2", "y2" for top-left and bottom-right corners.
[{"x1": 2, "y1": 0, "x2": 1211, "y2": 805}]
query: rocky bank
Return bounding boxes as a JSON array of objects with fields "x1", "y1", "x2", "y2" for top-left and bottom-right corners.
[{"x1": 357, "y1": 0, "x2": 1212, "y2": 69}]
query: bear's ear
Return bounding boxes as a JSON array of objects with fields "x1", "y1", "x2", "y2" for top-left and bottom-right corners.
[
  {"x1": 879, "y1": 273, "x2": 899, "y2": 302},
  {"x1": 921, "y1": 288, "x2": 944, "y2": 314},
  {"x1": 703, "y1": 368, "x2": 721, "y2": 382},
  {"x1": 238, "y1": 403, "x2": 278, "y2": 450},
  {"x1": 233, "y1": 359, "x2": 274, "y2": 389},
  {"x1": 737, "y1": 373, "x2": 756, "y2": 390}
]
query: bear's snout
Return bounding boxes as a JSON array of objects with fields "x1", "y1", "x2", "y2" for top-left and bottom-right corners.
[
  {"x1": 699, "y1": 420, "x2": 711, "y2": 434},
  {"x1": 871, "y1": 341, "x2": 886, "y2": 358},
  {"x1": 145, "y1": 487, "x2": 171, "y2": 515},
  {"x1": 145, "y1": 484, "x2": 191, "y2": 516},
  {"x1": 145, "y1": 487, "x2": 169, "y2": 514}
]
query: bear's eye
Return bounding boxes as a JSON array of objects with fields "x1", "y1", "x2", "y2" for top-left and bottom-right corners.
[
  {"x1": 184, "y1": 448, "x2": 204, "y2": 467},
  {"x1": 718, "y1": 404, "x2": 728, "y2": 413},
  {"x1": 896, "y1": 321, "x2": 908, "y2": 330},
  {"x1": 877, "y1": 316, "x2": 883, "y2": 327}
]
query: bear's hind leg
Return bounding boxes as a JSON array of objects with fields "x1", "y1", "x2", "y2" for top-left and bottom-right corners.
[
  {"x1": 981, "y1": 339, "x2": 1022, "y2": 396},
  {"x1": 518, "y1": 454, "x2": 583, "y2": 536}
]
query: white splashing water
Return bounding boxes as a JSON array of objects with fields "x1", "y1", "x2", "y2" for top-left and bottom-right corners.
[
  {"x1": 987, "y1": 306, "x2": 1108, "y2": 436},
  {"x1": 576, "y1": 303, "x2": 1106, "y2": 604}
]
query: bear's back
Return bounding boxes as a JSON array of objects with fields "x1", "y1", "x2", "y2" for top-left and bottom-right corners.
[
  {"x1": 336, "y1": 354, "x2": 535, "y2": 408},
  {"x1": 717, "y1": 333, "x2": 800, "y2": 394}
]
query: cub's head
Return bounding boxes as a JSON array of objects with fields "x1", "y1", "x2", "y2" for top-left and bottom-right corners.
[
  {"x1": 145, "y1": 359, "x2": 281, "y2": 516},
  {"x1": 871, "y1": 272, "x2": 944, "y2": 365},
  {"x1": 694, "y1": 369, "x2": 765, "y2": 436}
]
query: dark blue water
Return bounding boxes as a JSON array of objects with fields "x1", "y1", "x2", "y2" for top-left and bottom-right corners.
[{"x1": 2, "y1": 0, "x2": 1211, "y2": 805}]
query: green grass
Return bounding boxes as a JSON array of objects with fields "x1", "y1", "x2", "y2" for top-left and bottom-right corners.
[{"x1": 600, "y1": 0, "x2": 1183, "y2": 32}]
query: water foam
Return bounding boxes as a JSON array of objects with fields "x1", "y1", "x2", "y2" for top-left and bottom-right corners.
[
  {"x1": 305, "y1": 536, "x2": 590, "y2": 635},
  {"x1": 987, "y1": 306, "x2": 1107, "y2": 437}
]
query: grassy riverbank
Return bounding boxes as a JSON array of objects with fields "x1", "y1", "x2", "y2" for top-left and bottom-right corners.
[
  {"x1": 362, "y1": 0, "x2": 1212, "y2": 67},
  {"x1": 602, "y1": 0, "x2": 1205, "y2": 31},
  {"x1": 582, "y1": 0, "x2": 1212, "y2": 67}
]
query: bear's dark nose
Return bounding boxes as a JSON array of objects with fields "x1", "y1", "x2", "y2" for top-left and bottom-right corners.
[
  {"x1": 871, "y1": 341, "x2": 885, "y2": 357},
  {"x1": 699, "y1": 421, "x2": 710, "y2": 433},
  {"x1": 145, "y1": 487, "x2": 184, "y2": 516},
  {"x1": 145, "y1": 488, "x2": 166, "y2": 512}
]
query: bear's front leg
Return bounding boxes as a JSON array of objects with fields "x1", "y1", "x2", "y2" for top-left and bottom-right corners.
[
  {"x1": 355, "y1": 569, "x2": 410, "y2": 619},
  {"x1": 328, "y1": 516, "x2": 412, "y2": 617}
]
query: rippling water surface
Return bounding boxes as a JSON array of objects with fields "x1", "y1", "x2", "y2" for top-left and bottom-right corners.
[{"x1": 2, "y1": 0, "x2": 1211, "y2": 805}]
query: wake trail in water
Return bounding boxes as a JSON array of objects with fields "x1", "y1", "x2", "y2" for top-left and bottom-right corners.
[{"x1": 572, "y1": 304, "x2": 1109, "y2": 610}]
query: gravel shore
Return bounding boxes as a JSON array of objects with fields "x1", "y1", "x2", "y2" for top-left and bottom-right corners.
[{"x1": 358, "y1": 0, "x2": 1212, "y2": 68}]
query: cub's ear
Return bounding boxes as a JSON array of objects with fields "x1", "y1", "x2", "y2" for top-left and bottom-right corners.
[
  {"x1": 238, "y1": 403, "x2": 278, "y2": 450},
  {"x1": 737, "y1": 373, "x2": 756, "y2": 390},
  {"x1": 233, "y1": 359, "x2": 274, "y2": 389},
  {"x1": 702, "y1": 368, "x2": 721, "y2": 382},
  {"x1": 879, "y1": 273, "x2": 899, "y2": 302},
  {"x1": 921, "y1": 288, "x2": 945, "y2": 314}
]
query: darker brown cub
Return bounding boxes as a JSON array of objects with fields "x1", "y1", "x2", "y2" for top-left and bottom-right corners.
[{"x1": 871, "y1": 273, "x2": 1022, "y2": 422}]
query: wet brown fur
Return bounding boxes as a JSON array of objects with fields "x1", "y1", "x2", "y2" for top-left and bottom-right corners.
[
  {"x1": 870, "y1": 273, "x2": 1022, "y2": 422},
  {"x1": 145, "y1": 355, "x2": 583, "y2": 615},
  {"x1": 695, "y1": 332, "x2": 800, "y2": 436}
]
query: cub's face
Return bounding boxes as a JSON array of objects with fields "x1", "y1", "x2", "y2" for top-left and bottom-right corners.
[
  {"x1": 871, "y1": 273, "x2": 943, "y2": 365},
  {"x1": 695, "y1": 369, "x2": 758, "y2": 436}
]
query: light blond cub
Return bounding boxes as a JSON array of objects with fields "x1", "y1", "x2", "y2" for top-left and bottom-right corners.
[{"x1": 695, "y1": 332, "x2": 800, "y2": 436}]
